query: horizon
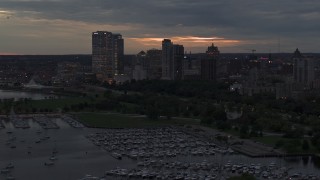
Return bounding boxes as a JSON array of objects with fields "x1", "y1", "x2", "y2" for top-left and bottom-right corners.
[{"x1": 1, "y1": 51, "x2": 320, "y2": 56}]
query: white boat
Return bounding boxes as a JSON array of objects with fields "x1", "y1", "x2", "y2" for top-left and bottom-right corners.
[{"x1": 50, "y1": 156, "x2": 58, "y2": 161}]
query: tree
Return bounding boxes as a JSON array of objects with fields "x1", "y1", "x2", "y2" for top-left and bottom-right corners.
[
  {"x1": 284, "y1": 140, "x2": 301, "y2": 153},
  {"x1": 146, "y1": 105, "x2": 159, "y2": 120},
  {"x1": 302, "y1": 139, "x2": 310, "y2": 151},
  {"x1": 240, "y1": 125, "x2": 249, "y2": 138},
  {"x1": 104, "y1": 90, "x2": 113, "y2": 98},
  {"x1": 63, "y1": 106, "x2": 70, "y2": 112},
  {"x1": 201, "y1": 117, "x2": 214, "y2": 125},
  {"x1": 216, "y1": 120, "x2": 231, "y2": 130},
  {"x1": 213, "y1": 107, "x2": 227, "y2": 121},
  {"x1": 274, "y1": 140, "x2": 285, "y2": 149},
  {"x1": 284, "y1": 126, "x2": 304, "y2": 138}
]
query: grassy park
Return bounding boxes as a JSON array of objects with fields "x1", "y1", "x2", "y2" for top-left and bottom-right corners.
[
  {"x1": 76, "y1": 112, "x2": 200, "y2": 128},
  {"x1": 2, "y1": 82, "x2": 320, "y2": 155}
]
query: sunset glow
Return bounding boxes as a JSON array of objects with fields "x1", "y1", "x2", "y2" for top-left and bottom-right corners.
[
  {"x1": 0, "y1": 10, "x2": 12, "y2": 17},
  {"x1": 129, "y1": 36, "x2": 242, "y2": 49}
]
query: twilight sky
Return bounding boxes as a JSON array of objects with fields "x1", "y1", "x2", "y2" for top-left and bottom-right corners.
[{"x1": 0, "y1": 0, "x2": 319, "y2": 55}]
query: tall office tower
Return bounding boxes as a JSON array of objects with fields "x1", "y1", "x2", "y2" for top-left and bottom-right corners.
[
  {"x1": 147, "y1": 49, "x2": 162, "y2": 79},
  {"x1": 161, "y1": 39, "x2": 184, "y2": 80},
  {"x1": 182, "y1": 54, "x2": 201, "y2": 80},
  {"x1": 113, "y1": 33, "x2": 124, "y2": 75},
  {"x1": 136, "y1": 50, "x2": 148, "y2": 70},
  {"x1": 201, "y1": 43, "x2": 219, "y2": 81},
  {"x1": 92, "y1": 31, "x2": 124, "y2": 81},
  {"x1": 161, "y1": 39, "x2": 173, "y2": 80},
  {"x1": 293, "y1": 48, "x2": 315, "y2": 84},
  {"x1": 173, "y1": 44, "x2": 184, "y2": 80},
  {"x1": 132, "y1": 51, "x2": 147, "y2": 81}
]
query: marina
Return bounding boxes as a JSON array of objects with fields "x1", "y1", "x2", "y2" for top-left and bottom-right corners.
[
  {"x1": 10, "y1": 117, "x2": 30, "y2": 129},
  {"x1": 33, "y1": 114, "x2": 60, "y2": 129},
  {"x1": 0, "y1": 115, "x2": 320, "y2": 180},
  {"x1": 104, "y1": 160, "x2": 302, "y2": 179},
  {"x1": 87, "y1": 128, "x2": 320, "y2": 180},
  {"x1": 86, "y1": 128, "x2": 224, "y2": 160},
  {"x1": 61, "y1": 115, "x2": 85, "y2": 128}
]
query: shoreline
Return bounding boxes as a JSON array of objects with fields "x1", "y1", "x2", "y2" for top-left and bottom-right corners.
[
  {"x1": 0, "y1": 87, "x2": 81, "y2": 99},
  {"x1": 1, "y1": 111, "x2": 318, "y2": 159}
]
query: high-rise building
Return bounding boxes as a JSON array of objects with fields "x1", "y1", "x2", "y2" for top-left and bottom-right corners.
[
  {"x1": 113, "y1": 33, "x2": 124, "y2": 75},
  {"x1": 135, "y1": 51, "x2": 148, "y2": 71},
  {"x1": 132, "y1": 51, "x2": 147, "y2": 81},
  {"x1": 201, "y1": 43, "x2": 219, "y2": 81},
  {"x1": 173, "y1": 45, "x2": 184, "y2": 80},
  {"x1": 293, "y1": 48, "x2": 315, "y2": 85},
  {"x1": 92, "y1": 31, "x2": 124, "y2": 81},
  {"x1": 147, "y1": 49, "x2": 162, "y2": 79},
  {"x1": 161, "y1": 39, "x2": 184, "y2": 80},
  {"x1": 161, "y1": 39, "x2": 173, "y2": 80},
  {"x1": 182, "y1": 54, "x2": 201, "y2": 80}
]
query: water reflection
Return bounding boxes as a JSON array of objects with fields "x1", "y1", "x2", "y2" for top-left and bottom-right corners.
[{"x1": 0, "y1": 89, "x2": 59, "y2": 101}]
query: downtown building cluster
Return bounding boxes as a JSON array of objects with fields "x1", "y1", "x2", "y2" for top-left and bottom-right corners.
[
  {"x1": 228, "y1": 48, "x2": 320, "y2": 99},
  {"x1": 0, "y1": 32, "x2": 318, "y2": 100},
  {"x1": 91, "y1": 31, "x2": 320, "y2": 100},
  {"x1": 91, "y1": 31, "x2": 219, "y2": 83}
]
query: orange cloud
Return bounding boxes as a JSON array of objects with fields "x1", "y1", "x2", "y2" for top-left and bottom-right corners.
[{"x1": 129, "y1": 36, "x2": 242, "y2": 48}]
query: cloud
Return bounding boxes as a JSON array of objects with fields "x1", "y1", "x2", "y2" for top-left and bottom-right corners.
[
  {"x1": 130, "y1": 36, "x2": 242, "y2": 49},
  {"x1": 0, "y1": 0, "x2": 320, "y2": 54}
]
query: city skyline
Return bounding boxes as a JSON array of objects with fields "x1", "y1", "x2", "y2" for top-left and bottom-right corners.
[{"x1": 0, "y1": 0, "x2": 320, "y2": 54}]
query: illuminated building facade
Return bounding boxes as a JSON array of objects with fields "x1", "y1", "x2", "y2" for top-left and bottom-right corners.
[{"x1": 92, "y1": 31, "x2": 124, "y2": 81}]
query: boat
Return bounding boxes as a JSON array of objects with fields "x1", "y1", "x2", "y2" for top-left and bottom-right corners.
[
  {"x1": 52, "y1": 148, "x2": 58, "y2": 154},
  {"x1": 6, "y1": 176, "x2": 15, "y2": 180},
  {"x1": 111, "y1": 152, "x2": 122, "y2": 160},
  {"x1": 50, "y1": 156, "x2": 58, "y2": 161},
  {"x1": 44, "y1": 161, "x2": 54, "y2": 166},
  {"x1": 0, "y1": 169, "x2": 9, "y2": 174},
  {"x1": 6, "y1": 163, "x2": 14, "y2": 169}
]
